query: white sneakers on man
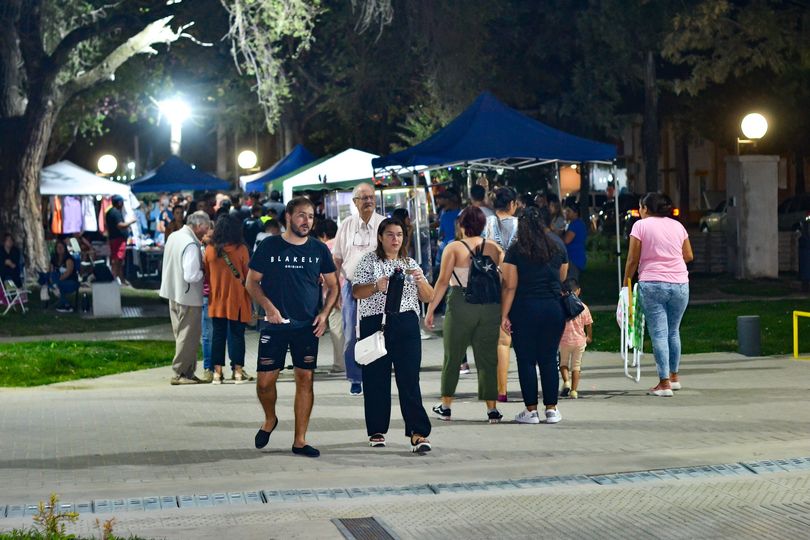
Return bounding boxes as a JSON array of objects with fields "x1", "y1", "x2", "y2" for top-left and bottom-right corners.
[{"x1": 544, "y1": 409, "x2": 562, "y2": 424}]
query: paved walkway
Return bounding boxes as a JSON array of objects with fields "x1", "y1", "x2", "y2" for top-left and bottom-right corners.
[{"x1": 1, "y1": 326, "x2": 810, "y2": 538}]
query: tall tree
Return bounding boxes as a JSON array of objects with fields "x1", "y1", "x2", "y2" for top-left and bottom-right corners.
[{"x1": 0, "y1": 0, "x2": 193, "y2": 271}]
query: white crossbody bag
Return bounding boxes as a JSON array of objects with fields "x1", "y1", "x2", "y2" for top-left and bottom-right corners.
[{"x1": 354, "y1": 297, "x2": 387, "y2": 366}]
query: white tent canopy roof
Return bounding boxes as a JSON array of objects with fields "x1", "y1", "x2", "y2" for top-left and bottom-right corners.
[
  {"x1": 40, "y1": 161, "x2": 135, "y2": 199},
  {"x1": 282, "y1": 149, "x2": 379, "y2": 202}
]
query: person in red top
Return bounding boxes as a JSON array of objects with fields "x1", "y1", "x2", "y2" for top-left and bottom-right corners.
[
  {"x1": 106, "y1": 195, "x2": 136, "y2": 285},
  {"x1": 558, "y1": 277, "x2": 593, "y2": 399}
]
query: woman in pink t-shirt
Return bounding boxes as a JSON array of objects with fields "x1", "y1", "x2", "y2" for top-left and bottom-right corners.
[{"x1": 624, "y1": 193, "x2": 694, "y2": 397}]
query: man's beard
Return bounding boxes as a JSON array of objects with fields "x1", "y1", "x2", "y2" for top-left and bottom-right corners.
[{"x1": 289, "y1": 223, "x2": 310, "y2": 238}]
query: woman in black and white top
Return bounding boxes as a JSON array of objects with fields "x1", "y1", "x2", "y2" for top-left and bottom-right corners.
[{"x1": 353, "y1": 218, "x2": 435, "y2": 452}]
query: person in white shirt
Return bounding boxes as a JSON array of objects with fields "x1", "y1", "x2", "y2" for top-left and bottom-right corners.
[
  {"x1": 159, "y1": 211, "x2": 212, "y2": 385},
  {"x1": 332, "y1": 183, "x2": 385, "y2": 396}
]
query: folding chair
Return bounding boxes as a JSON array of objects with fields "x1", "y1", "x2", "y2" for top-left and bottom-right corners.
[
  {"x1": 1, "y1": 279, "x2": 30, "y2": 315},
  {"x1": 618, "y1": 282, "x2": 644, "y2": 382}
]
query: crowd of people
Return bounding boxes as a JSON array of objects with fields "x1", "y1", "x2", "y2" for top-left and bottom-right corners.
[
  {"x1": 149, "y1": 177, "x2": 691, "y2": 459},
  {"x1": 0, "y1": 176, "x2": 691, "y2": 457}
]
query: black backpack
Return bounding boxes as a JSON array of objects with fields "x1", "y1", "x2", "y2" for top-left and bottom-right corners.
[{"x1": 452, "y1": 239, "x2": 501, "y2": 304}]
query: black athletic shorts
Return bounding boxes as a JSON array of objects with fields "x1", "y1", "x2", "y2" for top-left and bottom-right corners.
[{"x1": 257, "y1": 325, "x2": 319, "y2": 371}]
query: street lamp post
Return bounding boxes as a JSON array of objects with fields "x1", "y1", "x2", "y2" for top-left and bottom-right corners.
[
  {"x1": 98, "y1": 154, "x2": 118, "y2": 176},
  {"x1": 737, "y1": 112, "x2": 768, "y2": 154},
  {"x1": 158, "y1": 98, "x2": 191, "y2": 156},
  {"x1": 237, "y1": 150, "x2": 258, "y2": 170}
]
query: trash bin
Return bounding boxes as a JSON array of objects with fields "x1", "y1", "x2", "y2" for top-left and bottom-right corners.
[{"x1": 737, "y1": 315, "x2": 761, "y2": 356}]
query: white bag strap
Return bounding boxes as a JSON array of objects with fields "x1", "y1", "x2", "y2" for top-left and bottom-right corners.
[{"x1": 355, "y1": 258, "x2": 387, "y2": 337}]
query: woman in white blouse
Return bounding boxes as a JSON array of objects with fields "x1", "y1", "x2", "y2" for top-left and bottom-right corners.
[{"x1": 353, "y1": 218, "x2": 435, "y2": 452}]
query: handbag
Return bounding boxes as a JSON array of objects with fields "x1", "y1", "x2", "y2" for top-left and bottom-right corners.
[
  {"x1": 354, "y1": 310, "x2": 387, "y2": 365},
  {"x1": 561, "y1": 290, "x2": 585, "y2": 321}
]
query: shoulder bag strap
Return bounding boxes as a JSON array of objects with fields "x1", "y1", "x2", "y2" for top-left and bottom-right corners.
[
  {"x1": 221, "y1": 252, "x2": 241, "y2": 280},
  {"x1": 355, "y1": 259, "x2": 387, "y2": 338}
]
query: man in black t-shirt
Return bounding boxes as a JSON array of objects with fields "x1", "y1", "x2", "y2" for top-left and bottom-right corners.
[
  {"x1": 246, "y1": 196, "x2": 338, "y2": 458},
  {"x1": 242, "y1": 204, "x2": 264, "y2": 256}
]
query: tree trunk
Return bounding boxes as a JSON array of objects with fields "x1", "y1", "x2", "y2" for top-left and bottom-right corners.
[
  {"x1": 579, "y1": 162, "x2": 591, "y2": 224},
  {"x1": 0, "y1": 91, "x2": 62, "y2": 275},
  {"x1": 795, "y1": 148, "x2": 805, "y2": 195},
  {"x1": 642, "y1": 50, "x2": 659, "y2": 193},
  {"x1": 676, "y1": 131, "x2": 690, "y2": 212}
]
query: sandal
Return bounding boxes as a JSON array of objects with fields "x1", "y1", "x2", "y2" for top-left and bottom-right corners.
[
  {"x1": 369, "y1": 434, "x2": 386, "y2": 447},
  {"x1": 410, "y1": 434, "x2": 432, "y2": 453}
]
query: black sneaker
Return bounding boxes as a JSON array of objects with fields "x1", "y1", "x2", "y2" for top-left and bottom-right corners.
[
  {"x1": 487, "y1": 409, "x2": 503, "y2": 424},
  {"x1": 560, "y1": 386, "x2": 571, "y2": 398},
  {"x1": 432, "y1": 403, "x2": 451, "y2": 420}
]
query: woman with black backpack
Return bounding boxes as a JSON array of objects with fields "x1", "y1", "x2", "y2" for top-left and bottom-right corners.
[{"x1": 426, "y1": 206, "x2": 505, "y2": 423}]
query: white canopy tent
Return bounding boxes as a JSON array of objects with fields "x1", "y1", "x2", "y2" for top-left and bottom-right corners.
[
  {"x1": 282, "y1": 149, "x2": 379, "y2": 202},
  {"x1": 40, "y1": 160, "x2": 140, "y2": 237}
]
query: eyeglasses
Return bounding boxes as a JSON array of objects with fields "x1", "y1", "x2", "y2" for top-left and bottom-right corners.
[{"x1": 353, "y1": 195, "x2": 375, "y2": 202}]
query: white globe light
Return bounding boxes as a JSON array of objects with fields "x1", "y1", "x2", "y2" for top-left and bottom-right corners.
[
  {"x1": 741, "y1": 113, "x2": 768, "y2": 140},
  {"x1": 97, "y1": 154, "x2": 118, "y2": 175},
  {"x1": 159, "y1": 98, "x2": 191, "y2": 125},
  {"x1": 238, "y1": 150, "x2": 258, "y2": 169}
]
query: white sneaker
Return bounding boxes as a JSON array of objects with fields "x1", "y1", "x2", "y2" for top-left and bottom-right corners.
[
  {"x1": 515, "y1": 409, "x2": 540, "y2": 424},
  {"x1": 544, "y1": 409, "x2": 562, "y2": 424},
  {"x1": 670, "y1": 381, "x2": 682, "y2": 391}
]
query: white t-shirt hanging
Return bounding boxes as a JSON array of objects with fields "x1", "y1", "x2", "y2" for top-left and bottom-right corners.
[{"x1": 81, "y1": 196, "x2": 98, "y2": 232}]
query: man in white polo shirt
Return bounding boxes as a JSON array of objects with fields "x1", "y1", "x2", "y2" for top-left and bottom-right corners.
[{"x1": 332, "y1": 183, "x2": 385, "y2": 396}]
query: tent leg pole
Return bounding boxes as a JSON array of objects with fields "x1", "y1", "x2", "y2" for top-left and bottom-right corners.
[{"x1": 614, "y1": 164, "x2": 622, "y2": 292}]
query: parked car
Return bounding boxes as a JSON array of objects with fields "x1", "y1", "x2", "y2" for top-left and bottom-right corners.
[
  {"x1": 778, "y1": 193, "x2": 810, "y2": 231},
  {"x1": 699, "y1": 200, "x2": 728, "y2": 233},
  {"x1": 594, "y1": 192, "x2": 642, "y2": 236},
  {"x1": 624, "y1": 200, "x2": 681, "y2": 237}
]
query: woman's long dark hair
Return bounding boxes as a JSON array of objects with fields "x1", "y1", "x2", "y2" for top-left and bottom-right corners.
[
  {"x1": 640, "y1": 192, "x2": 674, "y2": 217},
  {"x1": 374, "y1": 218, "x2": 410, "y2": 260},
  {"x1": 513, "y1": 206, "x2": 559, "y2": 263},
  {"x1": 212, "y1": 215, "x2": 244, "y2": 257}
]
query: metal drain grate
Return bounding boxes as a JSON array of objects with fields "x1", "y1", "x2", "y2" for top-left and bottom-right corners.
[{"x1": 332, "y1": 517, "x2": 399, "y2": 540}]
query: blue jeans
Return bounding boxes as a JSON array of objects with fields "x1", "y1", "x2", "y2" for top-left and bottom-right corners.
[
  {"x1": 638, "y1": 281, "x2": 689, "y2": 380},
  {"x1": 201, "y1": 297, "x2": 238, "y2": 372},
  {"x1": 341, "y1": 280, "x2": 362, "y2": 384},
  {"x1": 201, "y1": 296, "x2": 213, "y2": 371}
]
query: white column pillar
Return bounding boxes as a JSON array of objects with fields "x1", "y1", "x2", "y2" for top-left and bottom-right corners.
[{"x1": 725, "y1": 155, "x2": 779, "y2": 278}]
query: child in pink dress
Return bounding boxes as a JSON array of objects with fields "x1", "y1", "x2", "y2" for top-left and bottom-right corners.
[{"x1": 559, "y1": 278, "x2": 593, "y2": 399}]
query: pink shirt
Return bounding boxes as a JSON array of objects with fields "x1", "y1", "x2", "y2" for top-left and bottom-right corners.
[
  {"x1": 630, "y1": 217, "x2": 689, "y2": 283},
  {"x1": 560, "y1": 304, "x2": 593, "y2": 347}
]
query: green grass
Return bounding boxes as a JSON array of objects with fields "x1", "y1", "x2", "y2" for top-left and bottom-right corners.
[
  {"x1": 0, "y1": 312, "x2": 167, "y2": 337},
  {"x1": 0, "y1": 287, "x2": 167, "y2": 337},
  {"x1": 589, "y1": 299, "x2": 806, "y2": 356},
  {"x1": 0, "y1": 341, "x2": 175, "y2": 387}
]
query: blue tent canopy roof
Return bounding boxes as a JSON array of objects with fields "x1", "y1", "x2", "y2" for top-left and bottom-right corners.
[
  {"x1": 130, "y1": 156, "x2": 230, "y2": 193},
  {"x1": 242, "y1": 144, "x2": 316, "y2": 192},
  {"x1": 372, "y1": 92, "x2": 616, "y2": 171}
]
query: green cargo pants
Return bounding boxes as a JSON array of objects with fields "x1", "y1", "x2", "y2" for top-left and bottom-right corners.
[{"x1": 440, "y1": 287, "x2": 500, "y2": 401}]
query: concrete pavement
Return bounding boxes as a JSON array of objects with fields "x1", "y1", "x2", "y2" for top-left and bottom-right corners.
[{"x1": 1, "y1": 327, "x2": 810, "y2": 538}]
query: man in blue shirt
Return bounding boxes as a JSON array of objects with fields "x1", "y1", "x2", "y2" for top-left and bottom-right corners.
[
  {"x1": 563, "y1": 204, "x2": 588, "y2": 280},
  {"x1": 435, "y1": 189, "x2": 461, "y2": 265}
]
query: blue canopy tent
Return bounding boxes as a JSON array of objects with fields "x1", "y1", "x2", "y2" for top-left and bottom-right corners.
[
  {"x1": 372, "y1": 91, "x2": 616, "y2": 172},
  {"x1": 240, "y1": 144, "x2": 316, "y2": 192},
  {"x1": 129, "y1": 156, "x2": 230, "y2": 193}
]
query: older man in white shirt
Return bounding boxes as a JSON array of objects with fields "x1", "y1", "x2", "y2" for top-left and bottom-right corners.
[
  {"x1": 159, "y1": 211, "x2": 212, "y2": 385},
  {"x1": 332, "y1": 183, "x2": 385, "y2": 395}
]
